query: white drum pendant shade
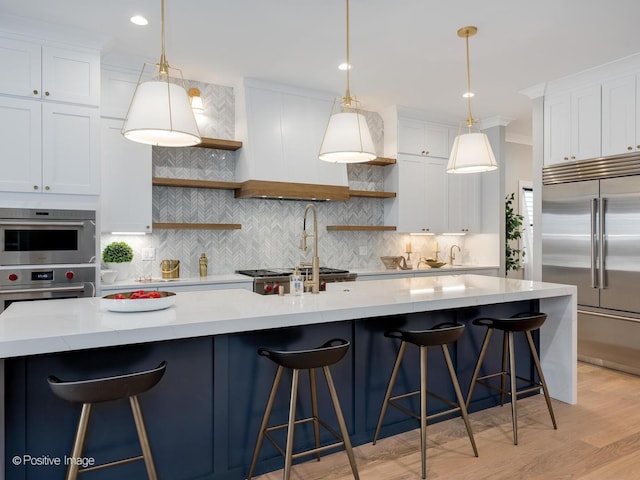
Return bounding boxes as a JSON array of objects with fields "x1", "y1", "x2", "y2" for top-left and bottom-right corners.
[
  {"x1": 122, "y1": 80, "x2": 200, "y2": 147},
  {"x1": 447, "y1": 132, "x2": 498, "y2": 173},
  {"x1": 319, "y1": 112, "x2": 376, "y2": 163}
]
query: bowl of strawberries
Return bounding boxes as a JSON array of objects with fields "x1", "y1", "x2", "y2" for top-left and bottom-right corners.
[{"x1": 102, "y1": 290, "x2": 176, "y2": 312}]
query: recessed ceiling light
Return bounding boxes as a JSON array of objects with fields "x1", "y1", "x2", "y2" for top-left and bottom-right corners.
[
  {"x1": 130, "y1": 15, "x2": 149, "y2": 26},
  {"x1": 338, "y1": 63, "x2": 351, "y2": 71},
  {"x1": 462, "y1": 92, "x2": 475, "y2": 98}
]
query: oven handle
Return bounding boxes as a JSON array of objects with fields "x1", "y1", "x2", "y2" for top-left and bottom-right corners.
[
  {"x1": 0, "y1": 285, "x2": 88, "y2": 295},
  {"x1": 0, "y1": 220, "x2": 87, "y2": 227}
]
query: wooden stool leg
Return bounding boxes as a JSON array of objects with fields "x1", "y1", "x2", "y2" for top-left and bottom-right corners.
[
  {"x1": 508, "y1": 332, "x2": 518, "y2": 445},
  {"x1": 130, "y1": 395, "x2": 159, "y2": 480},
  {"x1": 441, "y1": 344, "x2": 478, "y2": 457},
  {"x1": 526, "y1": 331, "x2": 558, "y2": 429},
  {"x1": 419, "y1": 346, "x2": 428, "y2": 480},
  {"x1": 373, "y1": 341, "x2": 407, "y2": 444},
  {"x1": 466, "y1": 328, "x2": 493, "y2": 408},
  {"x1": 309, "y1": 368, "x2": 321, "y2": 461},
  {"x1": 247, "y1": 366, "x2": 284, "y2": 480},
  {"x1": 323, "y1": 366, "x2": 359, "y2": 480},
  {"x1": 500, "y1": 332, "x2": 509, "y2": 406},
  {"x1": 283, "y1": 369, "x2": 300, "y2": 480},
  {"x1": 66, "y1": 403, "x2": 92, "y2": 480}
]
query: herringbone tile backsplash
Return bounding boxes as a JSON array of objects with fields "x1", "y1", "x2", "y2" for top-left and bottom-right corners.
[{"x1": 101, "y1": 79, "x2": 434, "y2": 279}]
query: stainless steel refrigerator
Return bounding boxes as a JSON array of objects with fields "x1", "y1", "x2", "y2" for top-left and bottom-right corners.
[{"x1": 542, "y1": 156, "x2": 640, "y2": 375}]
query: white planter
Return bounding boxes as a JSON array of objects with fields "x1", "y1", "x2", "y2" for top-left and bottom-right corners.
[{"x1": 105, "y1": 262, "x2": 131, "y2": 281}]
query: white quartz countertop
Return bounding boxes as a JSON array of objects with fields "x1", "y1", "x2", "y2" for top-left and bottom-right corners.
[
  {"x1": 0, "y1": 274, "x2": 575, "y2": 359},
  {"x1": 354, "y1": 264, "x2": 499, "y2": 276},
  {"x1": 101, "y1": 273, "x2": 252, "y2": 291}
]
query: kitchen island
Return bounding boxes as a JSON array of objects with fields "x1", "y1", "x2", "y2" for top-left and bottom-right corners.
[{"x1": 0, "y1": 275, "x2": 576, "y2": 480}]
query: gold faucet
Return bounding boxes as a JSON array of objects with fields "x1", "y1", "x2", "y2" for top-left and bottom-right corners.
[
  {"x1": 449, "y1": 244, "x2": 461, "y2": 266},
  {"x1": 300, "y1": 204, "x2": 320, "y2": 294}
]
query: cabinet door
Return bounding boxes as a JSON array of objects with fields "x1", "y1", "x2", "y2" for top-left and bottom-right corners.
[
  {"x1": 423, "y1": 123, "x2": 450, "y2": 158},
  {"x1": 543, "y1": 93, "x2": 571, "y2": 165},
  {"x1": 101, "y1": 67, "x2": 141, "y2": 119},
  {"x1": 398, "y1": 119, "x2": 427, "y2": 155},
  {"x1": 100, "y1": 119, "x2": 152, "y2": 233},
  {"x1": 423, "y1": 157, "x2": 448, "y2": 233},
  {"x1": 396, "y1": 154, "x2": 427, "y2": 232},
  {"x1": 602, "y1": 75, "x2": 636, "y2": 156},
  {"x1": 42, "y1": 103, "x2": 100, "y2": 194},
  {"x1": 41, "y1": 46, "x2": 100, "y2": 106},
  {"x1": 571, "y1": 84, "x2": 601, "y2": 161},
  {"x1": 448, "y1": 172, "x2": 481, "y2": 233},
  {"x1": 0, "y1": 37, "x2": 41, "y2": 98},
  {"x1": 0, "y1": 97, "x2": 41, "y2": 192}
]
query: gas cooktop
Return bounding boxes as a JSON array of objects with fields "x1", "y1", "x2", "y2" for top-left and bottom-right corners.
[{"x1": 237, "y1": 267, "x2": 350, "y2": 278}]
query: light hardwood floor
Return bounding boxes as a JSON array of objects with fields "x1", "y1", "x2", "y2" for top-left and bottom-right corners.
[{"x1": 255, "y1": 362, "x2": 640, "y2": 479}]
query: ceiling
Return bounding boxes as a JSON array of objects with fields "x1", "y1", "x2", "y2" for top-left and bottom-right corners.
[{"x1": 2, "y1": 0, "x2": 640, "y2": 143}]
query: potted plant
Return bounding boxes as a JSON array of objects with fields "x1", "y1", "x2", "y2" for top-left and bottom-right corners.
[
  {"x1": 102, "y1": 241, "x2": 134, "y2": 281},
  {"x1": 505, "y1": 193, "x2": 525, "y2": 276}
]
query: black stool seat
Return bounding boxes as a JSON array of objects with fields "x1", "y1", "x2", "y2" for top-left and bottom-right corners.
[
  {"x1": 258, "y1": 338, "x2": 349, "y2": 370},
  {"x1": 466, "y1": 312, "x2": 557, "y2": 445},
  {"x1": 374, "y1": 323, "x2": 477, "y2": 480},
  {"x1": 248, "y1": 339, "x2": 358, "y2": 480},
  {"x1": 48, "y1": 361, "x2": 167, "y2": 480},
  {"x1": 48, "y1": 361, "x2": 166, "y2": 404}
]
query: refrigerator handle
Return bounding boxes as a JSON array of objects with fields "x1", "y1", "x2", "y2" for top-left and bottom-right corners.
[
  {"x1": 599, "y1": 197, "x2": 606, "y2": 289},
  {"x1": 591, "y1": 198, "x2": 598, "y2": 288}
]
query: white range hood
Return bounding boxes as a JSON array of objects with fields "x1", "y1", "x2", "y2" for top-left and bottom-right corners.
[{"x1": 234, "y1": 78, "x2": 350, "y2": 200}]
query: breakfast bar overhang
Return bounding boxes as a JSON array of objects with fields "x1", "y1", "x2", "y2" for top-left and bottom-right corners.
[{"x1": 0, "y1": 275, "x2": 577, "y2": 480}]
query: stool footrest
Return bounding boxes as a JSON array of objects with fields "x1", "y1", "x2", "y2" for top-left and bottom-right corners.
[
  {"x1": 388, "y1": 390, "x2": 463, "y2": 422},
  {"x1": 77, "y1": 455, "x2": 144, "y2": 474},
  {"x1": 475, "y1": 374, "x2": 543, "y2": 399},
  {"x1": 263, "y1": 416, "x2": 346, "y2": 461}
]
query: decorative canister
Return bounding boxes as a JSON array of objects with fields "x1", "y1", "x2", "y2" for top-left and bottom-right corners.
[
  {"x1": 199, "y1": 253, "x2": 208, "y2": 277},
  {"x1": 160, "y1": 259, "x2": 180, "y2": 279}
]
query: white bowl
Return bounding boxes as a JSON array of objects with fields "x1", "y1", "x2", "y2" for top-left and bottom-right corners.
[
  {"x1": 102, "y1": 291, "x2": 176, "y2": 312},
  {"x1": 100, "y1": 269, "x2": 118, "y2": 284}
]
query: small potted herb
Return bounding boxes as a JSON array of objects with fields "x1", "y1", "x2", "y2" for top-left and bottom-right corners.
[{"x1": 102, "y1": 241, "x2": 134, "y2": 281}]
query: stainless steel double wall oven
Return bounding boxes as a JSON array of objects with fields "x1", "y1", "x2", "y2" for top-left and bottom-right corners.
[{"x1": 0, "y1": 208, "x2": 97, "y2": 313}]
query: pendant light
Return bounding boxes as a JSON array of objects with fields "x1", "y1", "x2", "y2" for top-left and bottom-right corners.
[
  {"x1": 318, "y1": 0, "x2": 376, "y2": 163},
  {"x1": 447, "y1": 26, "x2": 497, "y2": 174},
  {"x1": 122, "y1": 0, "x2": 201, "y2": 147}
]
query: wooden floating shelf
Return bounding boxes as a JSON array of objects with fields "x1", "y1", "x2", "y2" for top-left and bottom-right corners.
[
  {"x1": 349, "y1": 190, "x2": 396, "y2": 199},
  {"x1": 152, "y1": 177, "x2": 242, "y2": 190},
  {"x1": 153, "y1": 223, "x2": 242, "y2": 230},
  {"x1": 194, "y1": 137, "x2": 243, "y2": 151},
  {"x1": 326, "y1": 225, "x2": 397, "y2": 231},
  {"x1": 362, "y1": 156, "x2": 396, "y2": 166}
]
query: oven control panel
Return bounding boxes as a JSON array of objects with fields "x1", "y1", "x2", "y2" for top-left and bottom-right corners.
[{"x1": 0, "y1": 266, "x2": 96, "y2": 288}]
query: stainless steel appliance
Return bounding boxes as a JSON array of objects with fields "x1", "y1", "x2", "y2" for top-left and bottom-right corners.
[
  {"x1": 0, "y1": 208, "x2": 96, "y2": 265},
  {"x1": 237, "y1": 267, "x2": 357, "y2": 295},
  {"x1": 542, "y1": 155, "x2": 640, "y2": 374},
  {"x1": 0, "y1": 265, "x2": 96, "y2": 313}
]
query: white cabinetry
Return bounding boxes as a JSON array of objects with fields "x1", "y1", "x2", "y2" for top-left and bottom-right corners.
[
  {"x1": 0, "y1": 96, "x2": 99, "y2": 194},
  {"x1": 398, "y1": 119, "x2": 450, "y2": 157},
  {"x1": 0, "y1": 37, "x2": 99, "y2": 106},
  {"x1": 543, "y1": 85, "x2": 601, "y2": 165},
  {"x1": 448, "y1": 172, "x2": 481, "y2": 233},
  {"x1": 100, "y1": 118, "x2": 152, "y2": 233},
  {"x1": 0, "y1": 36, "x2": 100, "y2": 195},
  {"x1": 385, "y1": 154, "x2": 448, "y2": 233},
  {"x1": 100, "y1": 66, "x2": 140, "y2": 119},
  {"x1": 601, "y1": 75, "x2": 640, "y2": 156}
]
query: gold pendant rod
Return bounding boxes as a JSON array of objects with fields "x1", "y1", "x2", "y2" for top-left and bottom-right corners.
[
  {"x1": 344, "y1": 0, "x2": 352, "y2": 107},
  {"x1": 159, "y1": 0, "x2": 169, "y2": 75},
  {"x1": 457, "y1": 26, "x2": 478, "y2": 129}
]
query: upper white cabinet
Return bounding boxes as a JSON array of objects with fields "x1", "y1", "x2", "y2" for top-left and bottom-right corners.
[
  {"x1": 100, "y1": 118, "x2": 152, "y2": 233},
  {"x1": 100, "y1": 66, "x2": 143, "y2": 119},
  {"x1": 0, "y1": 37, "x2": 99, "y2": 106},
  {"x1": 448, "y1": 172, "x2": 481, "y2": 233},
  {"x1": 384, "y1": 154, "x2": 448, "y2": 233},
  {"x1": 543, "y1": 85, "x2": 601, "y2": 165},
  {"x1": 0, "y1": 96, "x2": 99, "y2": 194},
  {"x1": 398, "y1": 119, "x2": 450, "y2": 157},
  {"x1": 601, "y1": 74, "x2": 640, "y2": 156}
]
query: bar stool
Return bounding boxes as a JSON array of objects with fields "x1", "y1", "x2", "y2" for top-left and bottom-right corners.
[
  {"x1": 373, "y1": 323, "x2": 478, "y2": 480},
  {"x1": 48, "y1": 361, "x2": 167, "y2": 480},
  {"x1": 465, "y1": 312, "x2": 557, "y2": 445},
  {"x1": 247, "y1": 338, "x2": 359, "y2": 480}
]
